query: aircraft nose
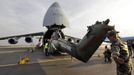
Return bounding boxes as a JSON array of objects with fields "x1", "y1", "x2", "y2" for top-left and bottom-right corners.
[{"x1": 43, "y1": 2, "x2": 69, "y2": 28}]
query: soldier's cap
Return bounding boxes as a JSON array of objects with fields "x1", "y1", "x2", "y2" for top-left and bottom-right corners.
[{"x1": 107, "y1": 30, "x2": 119, "y2": 37}]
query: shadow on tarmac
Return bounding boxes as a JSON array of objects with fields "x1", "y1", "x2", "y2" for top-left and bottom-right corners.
[
  {"x1": 0, "y1": 63, "x2": 47, "y2": 75},
  {"x1": 68, "y1": 57, "x2": 106, "y2": 68}
]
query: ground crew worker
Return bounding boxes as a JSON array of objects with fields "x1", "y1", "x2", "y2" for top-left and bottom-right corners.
[
  {"x1": 44, "y1": 42, "x2": 49, "y2": 56},
  {"x1": 18, "y1": 55, "x2": 29, "y2": 65},
  {"x1": 107, "y1": 30, "x2": 132, "y2": 75}
]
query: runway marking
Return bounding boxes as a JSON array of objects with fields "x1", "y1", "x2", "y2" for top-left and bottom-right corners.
[
  {"x1": 37, "y1": 57, "x2": 72, "y2": 63},
  {"x1": 0, "y1": 50, "x2": 25, "y2": 54},
  {"x1": 0, "y1": 57, "x2": 72, "y2": 67},
  {"x1": 0, "y1": 64, "x2": 18, "y2": 67}
]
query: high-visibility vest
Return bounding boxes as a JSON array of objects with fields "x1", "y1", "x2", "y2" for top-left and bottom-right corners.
[{"x1": 44, "y1": 43, "x2": 49, "y2": 49}]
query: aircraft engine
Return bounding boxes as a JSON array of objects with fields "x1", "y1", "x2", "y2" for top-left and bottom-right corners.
[
  {"x1": 8, "y1": 38, "x2": 18, "y2": 44},
  {"x1": 25, "y1": 37, "x2": 33, "y2": 43}
]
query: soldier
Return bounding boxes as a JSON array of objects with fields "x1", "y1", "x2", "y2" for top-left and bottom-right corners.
[{"x1": 107, "y1": 30, "x2": 132, "y2": 75}]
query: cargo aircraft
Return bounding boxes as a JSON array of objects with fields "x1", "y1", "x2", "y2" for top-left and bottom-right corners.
[{"x1": 1, "y1": 2, "x2": 131, "y2": 62}]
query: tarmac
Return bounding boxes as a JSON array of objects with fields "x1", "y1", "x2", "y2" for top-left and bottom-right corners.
[{"x1": 0, "y1": 46, "x2": 133, "y2": 75}]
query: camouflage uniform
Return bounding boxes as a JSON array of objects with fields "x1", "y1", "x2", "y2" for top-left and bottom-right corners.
[{"x1": 111, "y1": 38, "x2": 132, "y2": 75}]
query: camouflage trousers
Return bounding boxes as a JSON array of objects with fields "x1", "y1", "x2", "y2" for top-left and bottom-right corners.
[
  {"x1": 116, "y1": 62, "x2": 132, "y2": 75},
  {"x1": 117, "y1": 70, "x2": 131, "y2": 75}
]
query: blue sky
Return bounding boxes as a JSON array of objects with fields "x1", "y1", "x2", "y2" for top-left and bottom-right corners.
[{"x1": 0, "y1": 0, "x2": 134, "y2": 45}]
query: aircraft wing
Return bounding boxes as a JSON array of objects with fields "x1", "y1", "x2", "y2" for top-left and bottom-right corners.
[
  {"x1": 122, "y1": 36, "x2": 134, "y2": 41},
  {"x1": 0, "y1": 30, "x2": 81, "y2": 44},
  {"x1": 0, "y1": 32, "x2": 44, "y2": 40},
  {"x1": 104, "y1": 36, "x2": 134, "y2": 43}
]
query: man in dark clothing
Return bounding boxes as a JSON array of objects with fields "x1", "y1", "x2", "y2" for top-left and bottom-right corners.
[
  {"x1": 131, "y1": 41, "x2": 134, "y2": 57},
  {"x1": 103, "y1": 45, "x2": 112, "y2": 63},
  {"x1": 127, "y1": 40, "x2": 133, "y2": 57}
]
